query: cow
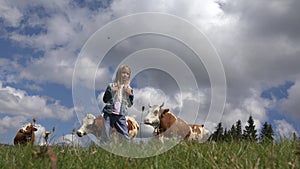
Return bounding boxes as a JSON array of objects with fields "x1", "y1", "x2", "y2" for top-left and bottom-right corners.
[
  {"x1": 76, "y1": 113, "x2": 139, "y2": 140},
  {"x1": 14, "y1": 123, "x2": 38, "y2": 145},
  {"x1": 188, "y1": 124, "x2": 210, "y2": 143},
  {"x1": 144, "y1": 103, "x2": 210, "y2": 143},
  {"x1": 144, "y1": 103, "x2": 191, "y2": 141}
]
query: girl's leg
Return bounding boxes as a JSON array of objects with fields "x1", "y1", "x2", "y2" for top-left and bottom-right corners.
[
  {"x1": 101, "y1": 113, "x2": 112, "y2": 143},
  {"x1": 115, "y1": 115, "x2": 130, "y2": 140}
]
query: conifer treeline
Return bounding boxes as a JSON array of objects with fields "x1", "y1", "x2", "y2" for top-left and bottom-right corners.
[{"x1": 209, "y1": 115, "x2": 275, "y2": 143}]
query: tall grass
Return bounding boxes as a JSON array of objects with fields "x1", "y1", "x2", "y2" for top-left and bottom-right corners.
[{"x1": 1, "y1": 139, "x2": 299, "y2": 169}]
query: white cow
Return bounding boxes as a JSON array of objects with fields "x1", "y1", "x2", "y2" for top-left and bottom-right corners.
[{"x1": 77, "y1": 113, "x2": 139, "y2": 140}]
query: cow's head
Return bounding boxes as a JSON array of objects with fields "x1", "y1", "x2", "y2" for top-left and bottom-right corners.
[
  {"x1": 20, "y1": 123, "x2": 38, "y2": 135},
  {"x1": 189, "y1": 124, "x2": 210, "y2": 142},
  {"x1": 77, "y1": 113, "x2": 96, "y2": 137},
  {"x1": 144, "y1": 102, "x2": 169, "y2": 127},
  {"x1": 199, "y1": 125, "x2": 210, "y2": 141}
]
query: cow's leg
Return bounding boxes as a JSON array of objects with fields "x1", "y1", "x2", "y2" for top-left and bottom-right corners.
[{"x1": 158, "y1": 134, "x2": 164, "y2": 143}]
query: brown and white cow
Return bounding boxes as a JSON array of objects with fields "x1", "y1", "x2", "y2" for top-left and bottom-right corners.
[
  {"x1": 14, "y1": 123, "x2": 38, "y2": 145},
  {"x1": 144, "y1": 103, "x2": 210, "y2": 143},
  {"x1": 188, "y1": 124, "x2": 210, "y2": 143},
  {"x1": 76, "y1": 113, "x2": 139, "y2": 140},
  {"x1": 144, "y1": 103, "x2": 191, "y2": 141}
]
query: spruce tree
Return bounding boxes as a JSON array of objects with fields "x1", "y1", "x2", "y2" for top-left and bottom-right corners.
[
  {"x1": 236, "y1": 120, "x2": 242, "y2": 141},
  {"x1": 224, "y1": 128, "x2": 229, "y2": 142},
  {"x1": 243, "y1": 115, "x2": 257, "y2": 142},
  {"x1": 267, "y1": 123, "x2": 274, "y2": 141},
  {"x1": 260, "y1": 122, "x2": 274, "y2": 143},
  {"x1": 211, "y1": 122, "x2": 224, "y2": 142},
  {"x1": 260, "y1": 122, "x2": 268, "y2": 142},
  {"x1": 229, "y1": 124, "x2": 237, "y2": 141}
]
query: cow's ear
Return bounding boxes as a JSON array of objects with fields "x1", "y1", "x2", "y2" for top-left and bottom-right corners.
[
  {"x1": 19, "y1": 129, "x2": 25, "y2": 133},
  {"x1": 159, "y1": 108, "x2": 169, "y2": 117},
  {"x1": 162, "y1": 109, "x2": 169, "y2": 114}
]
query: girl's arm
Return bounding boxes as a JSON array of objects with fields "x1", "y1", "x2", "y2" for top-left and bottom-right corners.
[
  {"x1": 103, "y1": 85, "x2": 113, "y2": 103},
  {"x1": 126, "y1": 87, "x2": 134, "y2": 107}
]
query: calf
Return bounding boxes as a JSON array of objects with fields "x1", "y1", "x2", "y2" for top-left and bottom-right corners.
[
  {"x1": 77, "y1": 113, "x2": 139, "y2": 140},
  {"x1": 14, "y1": 123, "x2": 38, "y2": 145},
  {"x1": 144, "y1": 103, "x2": 191, "y2": 141},
  {"x1": 188, "y1": 124, "x2": 210, "y2": 143}
]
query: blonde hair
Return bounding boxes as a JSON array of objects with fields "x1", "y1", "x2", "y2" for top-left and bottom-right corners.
[{"x1": 113, "y1": 64, "x2": 131, "y2": 87}]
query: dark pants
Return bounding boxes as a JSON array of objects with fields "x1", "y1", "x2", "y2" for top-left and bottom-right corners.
[{"x1": 102, "y1": 113, "x2": 129, "y2": 142}]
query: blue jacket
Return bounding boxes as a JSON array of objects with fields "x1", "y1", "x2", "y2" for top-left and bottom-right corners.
[{"x1": 102, "y1": 83, "x2": 134, "y2": 115}]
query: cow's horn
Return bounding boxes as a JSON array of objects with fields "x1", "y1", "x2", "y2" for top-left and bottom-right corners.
[{"x1": 160, "y1": 102, "x2": 164, "y2": 108}]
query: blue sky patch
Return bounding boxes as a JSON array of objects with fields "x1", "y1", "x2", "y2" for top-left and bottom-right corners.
[
  {"x1": 71, "y1": 0, "x2": 112, "y2": 11},
  {"x1": 261, "y1": 81, "x2": 294, "y2": 100},
  {"x1": 0, "y1": 38, "x2": 44, "y2": 60}
]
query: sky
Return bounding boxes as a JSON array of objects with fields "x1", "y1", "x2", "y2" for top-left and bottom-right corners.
[{"x1": 0, "y1": 0, "x2": 300, "y2": 145}]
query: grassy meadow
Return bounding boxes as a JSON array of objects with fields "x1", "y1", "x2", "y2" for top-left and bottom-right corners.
[{"x1": 0, "y1": 139, "x2": 299, "y2": 169}]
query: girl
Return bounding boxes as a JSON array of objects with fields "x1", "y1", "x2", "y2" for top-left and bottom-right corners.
[{"x1": 102, "y1": 64, "x2": 134, "y2": 141}]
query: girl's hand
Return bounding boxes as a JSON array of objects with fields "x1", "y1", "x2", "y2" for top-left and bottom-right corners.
[
  {"x1": 125, "y1": 86, "x2": 132, "y2": 95},
  {"x1": 111, "y1": 86, "x2": 119, "y2": 91}
]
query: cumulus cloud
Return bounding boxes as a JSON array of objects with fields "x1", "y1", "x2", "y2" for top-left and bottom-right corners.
[
  {"x1": 1, "y1": 0, "x2": 227, "y2": 89},
  {"x1": 206, "y1": 1, "x2": 300, "y2": 85},
  {"x1": 0, "y1": 82, "x2": 74, "y2": 122},
  {"x1": 220, "y1": 0, "x2": 300, "y2": 40},
  {"x1": 0, "y1": 116, "x2": 27, "y2": 134},
  {"x1": 203, "y1": 0, "x2": 300, "y2": 132},
  {"x1": 1, "y1": 0, "x2": 113, "y2": 88},
  {"x1": 109, "y1": 0, "x2": 223, "y2": 28},
  {"x1": 281, "y1": 81, "x2": 300, "y2": 121},
  {"x1": 0, "y1": 0, "x2": 23, "y2": 27},
  {"x1": 218, "y1": 89, "x2": 271, "y2": 132},
  {"x1": 274, "y1": 119, "x2": 298, "y2": 138},
  {"x1": 24, "y1": 83, "x2": 43, "y2": 91}
]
